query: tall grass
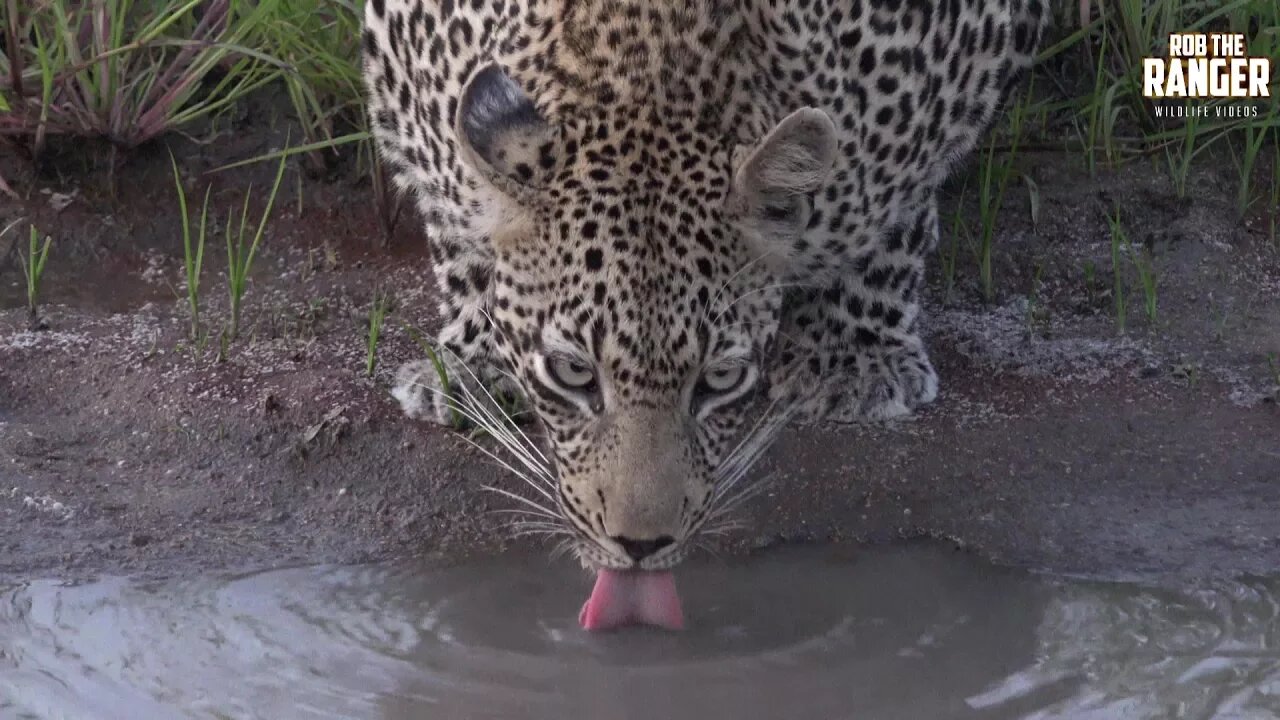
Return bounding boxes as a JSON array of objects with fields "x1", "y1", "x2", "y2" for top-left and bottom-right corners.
[
  {"x1": 253, "y1": 0, "x2": 364, "y2": 152},
  {"x1": 931, "y1": 0, "x2": 1280, "y2": 308},
  {"x1": 0, "y1": 0, "x2": 286, "y2": 151},
  {"x1": 1232, "y1": 106, "x2": 1277, "y2": 217},
  {"x1": 1065, "y1": 0, "x2": 1280, "y2": 172},
  {"x1": 1081, "y1": 31, "x2": 1122, "y2": 174},
  {"x1": 216, "y1": 1, "x2": 405, "y2": 240}
]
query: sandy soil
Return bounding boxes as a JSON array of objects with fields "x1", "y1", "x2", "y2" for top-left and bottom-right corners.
[{"x1": 1, "y1": 127, "x2": 1278, "y2": 586}]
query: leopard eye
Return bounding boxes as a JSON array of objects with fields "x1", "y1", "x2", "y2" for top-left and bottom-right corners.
[
  {"x1": 700, "y1": 365, "x2": 747, "y2": 394},
  {"x1": 547, "y1": 356, "x2": 596, "y2": 389}
]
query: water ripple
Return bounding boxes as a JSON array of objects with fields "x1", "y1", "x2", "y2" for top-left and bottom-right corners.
[{"x1": 2, "y1": 546, "x2": 1278, "y2": 719}]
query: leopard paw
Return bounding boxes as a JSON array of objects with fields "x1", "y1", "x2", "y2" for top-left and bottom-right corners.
[
  {"x1": 770, "y1": 343, "x2": 938, "y2": 425},
  {"x1": 829, "y1": 346, "x2": 938, "y2": 423},
  {"x1": 392, "y1": 360, "x2": 465, "y2": 427},
  {"x1": 392, "y1": 358, "x2": 527, "y2": 428}
]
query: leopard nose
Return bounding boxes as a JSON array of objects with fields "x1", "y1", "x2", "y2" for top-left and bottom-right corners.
[{"x1": 612, "y1": 535, "x2": 675, "y2": 562}]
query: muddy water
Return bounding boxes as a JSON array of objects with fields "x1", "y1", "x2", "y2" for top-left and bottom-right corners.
[{"x1": 1, "y1": 545, "x2": 1278, "y2": 720}]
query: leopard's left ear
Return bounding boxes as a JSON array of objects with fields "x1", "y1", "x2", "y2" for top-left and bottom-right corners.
[
  {"x1": 455, "y1": 63, "x2": 560, "y2": 202},
  {"x1": 728, "y1": 108, "x2": 837, "y2": 274}
]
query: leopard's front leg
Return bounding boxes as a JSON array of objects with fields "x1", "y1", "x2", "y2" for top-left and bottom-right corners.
[
  {"x1": 769, "y1": 202, "x2": 939, "y2": 423},
  {"x1": 392, "y1": 230, "x2": 522, "y2": 426}
]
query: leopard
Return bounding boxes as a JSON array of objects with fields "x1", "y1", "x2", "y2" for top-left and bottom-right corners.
[{"x1": 363, "y1": 0, "x2": 1048, "y2": 575}]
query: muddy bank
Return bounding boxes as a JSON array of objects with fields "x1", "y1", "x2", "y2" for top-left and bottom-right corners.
[{"x1": 1, "y1": 135, "x2": 1278, "y2": 585}]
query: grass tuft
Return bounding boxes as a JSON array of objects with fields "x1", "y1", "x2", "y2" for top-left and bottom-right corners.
[
  {"x1": 1024, "y1": 258, "x2": 1047, "y2": 337},
  {"x1": 365, "y1": 286, "x2": 392, "y2": 377},
  {"x1": 1127, "y1": 233, "x2": 1158, "y2": 326},
  {"x1": 1082, "y1": 259, "x2": 1098, "y2": 307},
  {"x1": 1106, "y1": 207, "x2": 1159, "y2": 331},
  {"x1": 224, "y1": 148, "x2": 289, "y2": 343},
  {"x1": 1164, "y1": 102, "x2": 1211, "y2": 199},
  {"x1": 942, "y1": 184, "x2": 968, "y2": 304},
  {"x1": 974, "y1": 79, "x2": 1034, "y2": 304},
  {"x1": 18, "y1": 224, "x2": 54, "y2": 329},
  {"x1": 254, "y1": 0, "x2": 364, "y2": 152},
  {"x1": 1232, "y1": 104, "x2": 1277, "y2": 218},
  {"x1": 170, "y1": 151, "x2": 210, "y2": 341},
  {"x1": 1107, "y1": 208, "x2": 1128, "y2": 335}
]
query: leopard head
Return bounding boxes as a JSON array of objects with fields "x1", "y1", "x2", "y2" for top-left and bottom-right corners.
[{"x1": 455, "y1": 64, "x2": 836, "y2": 570}]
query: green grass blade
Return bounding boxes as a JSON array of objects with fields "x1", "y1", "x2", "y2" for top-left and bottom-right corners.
[
  {"x1": 211, "y1": 132, "x2": 371, "y2": 172},
  {"x1": 243, "y1": 149, "x2": 289, "y2": 274}
]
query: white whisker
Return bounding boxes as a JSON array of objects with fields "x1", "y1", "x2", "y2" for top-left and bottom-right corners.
[
  {"x1": 449, "y1": 379, "x2": 554, "y2": 482},
  {"x1": 481, "y1": 483, "x2": 560, "y2": 518},
  {"x1": 471, "y1": 308, "x2": 554, "y2": 467},
  {"x1": 509, "y1": 519, "x2": 571, "y2": 530},
  {"x1": 411, "y1": 337, "x2": 554, "y2": 483},
  {"x1": 691, "y1": 539, "x2": 724, "y2": 561},
  {"x1": 455, "y1": 377, "x2": 551, "y2": 475},
  {"x1": 713, "y1": 396, "x2": 794, "y2": 504},
  {"x1": 411, "y1": 380, "x2": 556, "y2": 499},
  {"x1": 550, "y1": 538, "x2": 577, "y2": 559},
  {"x1": 510, "y1": 523, "x2": 575, "y2": 537},
  {"x1": 487, "y1": 507, "x2": 560, "y2": 519},
  {"x1": 690, "y1": 393, "x2": 800, "y2": 542},
  {"x1": 458, "y1": 430, "x2": 557, "y2": 504},
  {"x1": 707, "y1": 474, "x2": 773, "y2": 523},
  {"x1": 408, "y1": 332, "x2": 574, "y2": 551}
]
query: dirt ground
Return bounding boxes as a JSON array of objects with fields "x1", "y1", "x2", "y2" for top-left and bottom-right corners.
[{"x1": 2, "y1": 123, "x2": 1278, "y2": 586}]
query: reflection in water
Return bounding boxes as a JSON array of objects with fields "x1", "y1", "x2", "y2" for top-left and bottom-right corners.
[{"x1": 0, "y1": 545, "x2": 1277, "y2": 720}]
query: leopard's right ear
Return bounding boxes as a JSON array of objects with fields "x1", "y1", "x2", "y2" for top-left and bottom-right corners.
[
  {"x1": 455, "y1": 64, "x2": 560, "y2": 202},
  {"x1": 728, "y1": 108, "x2": 837, "y2": 276}
]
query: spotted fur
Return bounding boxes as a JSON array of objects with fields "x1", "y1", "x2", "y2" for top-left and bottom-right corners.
[{"x1": 366, "y1": 0, "x2": 1047, "y2": 569}]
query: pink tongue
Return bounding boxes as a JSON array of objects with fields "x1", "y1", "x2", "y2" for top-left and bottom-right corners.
[{"x1": 579, "y1": 569, "x2": 684, "y2": 631}]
